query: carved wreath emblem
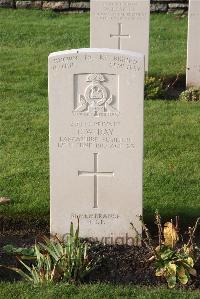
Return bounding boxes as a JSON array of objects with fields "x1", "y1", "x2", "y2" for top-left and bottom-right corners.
[{"x1": 75, "y1": 73, "x2": 117, "y2": 116}]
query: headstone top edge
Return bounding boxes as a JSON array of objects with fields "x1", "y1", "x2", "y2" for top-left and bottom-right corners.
[{"x1": 48, "y1": 48, "x2": 144, "y2": 60}]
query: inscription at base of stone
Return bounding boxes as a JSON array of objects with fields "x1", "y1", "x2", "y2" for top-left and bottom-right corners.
[{"x1": 49, "y1": 49, "x2": 144, "y2": 243}]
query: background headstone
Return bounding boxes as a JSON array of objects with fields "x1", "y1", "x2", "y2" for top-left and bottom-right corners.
[
  {"x1": 49, "y1": 48, "x2": 144, "y2": 244},
  {"x1": 187, "y1": 0, "x2": 200, "y2": 88},
  {"x1": 90, "y1": 0, "x2": 150, "y2": 71}
]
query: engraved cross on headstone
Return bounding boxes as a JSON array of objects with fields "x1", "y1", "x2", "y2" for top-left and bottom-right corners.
[
  {"x1": 78, "y1": 153, "x2": 114, "y2": 208},
  {"x1": 110, "y1": 23, "x2": 130, "y2": 50}
]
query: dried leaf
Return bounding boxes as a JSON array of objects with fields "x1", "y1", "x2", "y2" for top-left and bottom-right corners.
[
  {"x1": 189, "y1": 268, "x2": 197, "y2": 277},
  {"x1": 163, "y1": 222, "x2": 178, "y2": 248},
  {"x1": 177, "y1": 265, "x2": 185, "y2": 278},
  {"x1": 155, "y1": 245, "x2": 161, "y2": 252},
  {"x1": 148, "y1": 256, "x2": 155, "y2": 262}
]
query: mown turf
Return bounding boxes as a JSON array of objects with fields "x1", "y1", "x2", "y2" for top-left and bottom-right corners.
[
  {"x1": 144, "y1": 100, "x2": 200, "y2": 223},
  {"x1": 149, "y1": 14, "x2": 187, "y2": 76},
  {"x1": 0, "y1": 9, "x2": 199, "y2": 224},
  {"x1": 0, "y1": 9, "x2": 89, "y2": 218},
  {"x1": 0, "y1": 8, "x2": 200, "y2": 298},
  {"x1": 1, "y1": 283, "x2": 200, "y2": 299}
]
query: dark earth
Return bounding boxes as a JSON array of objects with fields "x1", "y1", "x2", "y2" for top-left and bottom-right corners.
[
  {"x1": 1, "y1": 225, "x2": 200, "y2": 290},
  {"x1": 0, "y1": 233, "x2": 166, "y2": 285}
]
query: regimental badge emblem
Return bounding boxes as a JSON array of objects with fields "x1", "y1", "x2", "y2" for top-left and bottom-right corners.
[{"x1": 73, "y1": 73, "x2": 119, "y2": 116}]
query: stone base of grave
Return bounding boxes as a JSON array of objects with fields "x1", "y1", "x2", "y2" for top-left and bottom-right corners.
[
  {"x1": 42, "y1": 1, "x2": 69, "y2": 10},
  {"x1": 16, "y1": 1, "x2": 42, "y2": 9},
  {"x1": 0, "y1": 0, "x2": 14, "y2": 8}
]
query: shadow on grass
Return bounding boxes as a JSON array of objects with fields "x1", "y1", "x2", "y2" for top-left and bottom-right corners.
[
  {"x1": 0, "y1": 214, "x2": 49, "y2": 235},
  {"x1": 162, "y1": 74, "x2": 186, "y2": 100},
  {"x1": 144, "y1": 207, "x2": 200, "y2": 234},
  {"x1": 0, "y1": 204, "x2": 199, "y2": 236},
  {"x1": 147, "y1": 73, "x2": 186, "y2": 100}
]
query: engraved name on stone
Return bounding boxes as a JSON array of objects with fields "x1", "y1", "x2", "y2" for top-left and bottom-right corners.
[{"x1": 49, "y1": 49, "x2": 144, "y2": 242}]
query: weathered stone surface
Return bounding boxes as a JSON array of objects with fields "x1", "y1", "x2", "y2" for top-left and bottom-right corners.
[
  {"x1": 70, "y1": 1, "x2": 90, "y2": 9},
  {"x1": 16, "y1": 1, "x2": 42, "y2": 9},
  {"x1": 168, "y1": 8, "x2": 186, "y2": 14},
  {"x1": 0, "y1": 0, "x2": 13, "y2": 8},
  {"x1": 0, "y1": 0, "x2": 189, "y2": 13},
  {"x1": 43, "y1": 1, "x2": 69, "y2": 10},
  {"x1": 49, "y1": 48, "x2": 144, "y2": 243},
  {"x1": 16, "y1": 1, "x2": 32, "y2": 8},
  {"x1": 168, "y1": 3, "x2": 188, "y2": 8},
  {"x1": 32, "y1": 1, "x2": 42, "y2": 9},
  {"x1": 151, "y1": 3, "x2": 168, "y2": 12}
]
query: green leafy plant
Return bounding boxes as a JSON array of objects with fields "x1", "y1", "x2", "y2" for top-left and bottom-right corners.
[
  {"x1": 11, "y1": 244, "x2": 57, "y2": 284},
  {"x1": 132, "y1": 212, "x2": 199, "y2": 288},
  {"x1": 3, "y1": 245, "x2": 35, "y2": 257},
  {"x1": 2, "y1": 221, "x2": 94, "y2": 285},
  {"x1": 39, "y1": 221, "x2": 94, "y2": 283},
  {"x1": 179, "y1": 87, "x2": 200, "y2": 102},
  {"x1": 144, "y1": 76, "x2": 164, "y2": 100},
  {"x1": 155, "y1": 244, "x2": 196, "y2": 288}
]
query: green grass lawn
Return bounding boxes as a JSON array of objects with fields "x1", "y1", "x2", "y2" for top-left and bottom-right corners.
[
  {"x1": 0, "y1": 8, "x2": 200, "y2": 298},
  {"x1": 1, "y1": 283, "x2": 200, "y2": 299},
  {"x1": 0, "y1": 9, "x2": 199, "y2": 225},
  {"x1": 149, "y1": 14, "x2": 187, "y2": 76}
]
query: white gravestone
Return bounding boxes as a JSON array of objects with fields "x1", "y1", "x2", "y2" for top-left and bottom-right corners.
[
  {"x1": 187, "y1": 0, "x2": 200, "y2": 87},
  {"x1": 90, "y1": 0, "x2": 150, "y2": 71},
  {"x1": 49, "y1": 48, "x2": 144, "y2": 245}
]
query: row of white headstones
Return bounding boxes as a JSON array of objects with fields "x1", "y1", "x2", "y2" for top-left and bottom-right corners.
[
  {"x1": 91, "y1": 0, "x2": 200, "y2": 88},
  {"x1": 48, "y1": 0, "x2": 199, "y2": 245}
]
